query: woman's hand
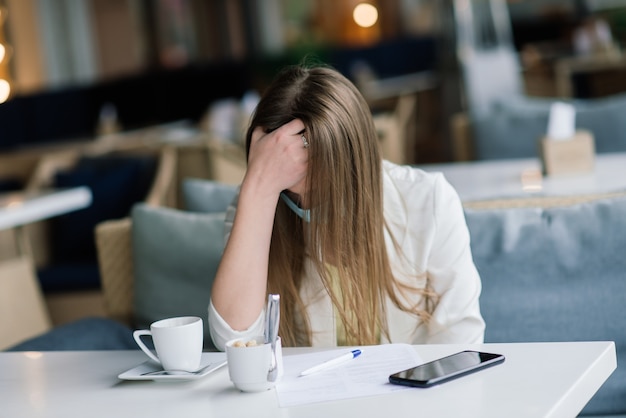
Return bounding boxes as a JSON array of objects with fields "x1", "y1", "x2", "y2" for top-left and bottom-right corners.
[{"x1": 245, "y1": 119, "x2": 308, "y2": 197}]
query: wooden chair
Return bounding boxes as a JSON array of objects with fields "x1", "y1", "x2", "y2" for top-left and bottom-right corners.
[
  {"x1": 94, "y1": 218, "x2": 134, "y2": 326},
  {"x1": 95, "y1": 145, "x2": 178, "y2": 326}
]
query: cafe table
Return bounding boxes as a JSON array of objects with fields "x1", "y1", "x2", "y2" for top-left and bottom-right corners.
[
  {"x1": 419, "y1": 152, "x2": 626, "y2": 203},
  {"x1": 0, "y1": 186, "x2": 92, "y2": 231},
  {"x1": 1, "y1": 341, "x2": 616, "y2": 418}
]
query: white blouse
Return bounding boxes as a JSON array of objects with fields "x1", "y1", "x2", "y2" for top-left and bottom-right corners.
[{"x1": 208, "y1": 160, "x2": 485, "y2": 351}]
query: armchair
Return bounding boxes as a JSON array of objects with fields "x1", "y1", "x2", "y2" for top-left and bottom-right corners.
[{"x1": 95, "y1": 178, "x2": 237, "y2": 351}]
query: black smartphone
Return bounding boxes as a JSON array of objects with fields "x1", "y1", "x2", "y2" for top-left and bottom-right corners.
[{"x1": 389, "y1": 350, "x2": 505, "y2": 388}]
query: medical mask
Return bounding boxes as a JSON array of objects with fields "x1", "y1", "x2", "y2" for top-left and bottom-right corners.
[{"x1": 280, "y1": 192, "x2": 311, "y2": 223}]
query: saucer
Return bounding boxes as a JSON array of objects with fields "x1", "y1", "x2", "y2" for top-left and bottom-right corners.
[{"x1": 118, "y1": 352, "x2": 227, "y2": 382}]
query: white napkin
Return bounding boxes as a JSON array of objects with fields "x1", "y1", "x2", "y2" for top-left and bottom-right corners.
[{"x1": 547, "y1": 102, "x2": 576, "y2": 141}]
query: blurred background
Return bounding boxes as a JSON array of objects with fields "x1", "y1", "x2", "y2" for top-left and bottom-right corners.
[
  {"x1": 3, "y1": 0, "x2": 626, "y2": 351},
  {"x1": 1, "y1": 0, "x2": 625, "y2": 164}
]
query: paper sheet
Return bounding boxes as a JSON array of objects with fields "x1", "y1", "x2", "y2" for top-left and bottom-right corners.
[{"x1": 276, "y1": 343, "x2": 422, "y2": 407}]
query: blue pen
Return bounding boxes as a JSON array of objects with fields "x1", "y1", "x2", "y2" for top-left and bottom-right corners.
[{"x1": 299, "y1": 349, "x2": 362, "y2": 376}]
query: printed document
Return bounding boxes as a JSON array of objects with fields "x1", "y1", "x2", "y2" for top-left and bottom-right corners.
[{"x1": 276, "y1": 343, "x2": 422, "y2": 407}]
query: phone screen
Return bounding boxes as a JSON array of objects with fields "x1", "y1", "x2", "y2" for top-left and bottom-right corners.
[{"x1": 389, "y1": 350, "x2": 504, "y2": 388}]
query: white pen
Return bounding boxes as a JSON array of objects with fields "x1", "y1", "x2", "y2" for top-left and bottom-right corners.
[{"x1": 299, "y1": 349, "x2": 362, "y2": 376}]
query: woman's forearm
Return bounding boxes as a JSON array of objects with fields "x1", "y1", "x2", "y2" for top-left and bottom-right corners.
[
  {"x1": 210, "y1": 179, "x2": 279, "y2": 331},
  {"x1": 212, "y1": 119, "x2": 308, "y2": 331}
]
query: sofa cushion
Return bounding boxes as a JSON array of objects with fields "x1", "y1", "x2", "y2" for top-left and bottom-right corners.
[
  {"x1": 131, "y1": 204, "x2": 226, "y2": 351},
  {"x1": 0, "y1": 177, "x2": 22, "y2": 191},
  {"x1": 465, "y1": 196, "x2": 626, "y2": 416},
  {"x1": 52, "y1": 154, "x2": 157, "y2": 264},
  {"x1": 575, "y1": 94, "x2": 626, "y2": 154},
  {"x1": 182, "y1": 178, "x2": 238, "y2": 213},
  {"x1": 37, "y1": 263, "x2": 100, "y2": 293},
  {"x1": 472, "y1": 93, "x2": 626, "y2": 160},
  {"x1": 472, "y1": 101, "x2": 548, "y2": 160}
]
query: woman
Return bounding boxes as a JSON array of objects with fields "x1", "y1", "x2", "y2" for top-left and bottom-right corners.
[{"x1": 209, "y1": 64, "x2": 484, "y2": 350}]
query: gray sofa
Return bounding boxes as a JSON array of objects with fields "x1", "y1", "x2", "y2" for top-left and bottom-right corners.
[
  {"x1": 465, "y1": 195, "x2": 626, "y2": 416},
  {"x1": 471, "y1": 93, "x2": 626, "y2": 160}
]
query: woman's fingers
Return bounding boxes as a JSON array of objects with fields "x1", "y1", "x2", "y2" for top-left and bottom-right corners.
[{"x1": 246, "y1": 120, "x2": 308, "y2": 193}]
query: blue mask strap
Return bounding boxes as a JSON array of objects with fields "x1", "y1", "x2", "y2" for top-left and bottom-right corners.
[{"x1": 280, "y1": 192, "x2": 311, "y2": 223}]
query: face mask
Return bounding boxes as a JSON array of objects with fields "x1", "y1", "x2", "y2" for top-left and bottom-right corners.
[{"x1": 280, "y1": 192, "x2": 311, "y2": 223}]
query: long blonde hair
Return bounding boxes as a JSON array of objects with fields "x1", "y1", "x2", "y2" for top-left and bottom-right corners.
[{"x1": 245, "y1": 64, "x2": 433, "y2": 347}]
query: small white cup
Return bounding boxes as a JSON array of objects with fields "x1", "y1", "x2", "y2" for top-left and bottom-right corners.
[
  {"x1": 133, "y1": 316, "x2": 203, "y2": 372},
  {"x1": 225, "y1": 336, "x2": 283, "y2": 392}
]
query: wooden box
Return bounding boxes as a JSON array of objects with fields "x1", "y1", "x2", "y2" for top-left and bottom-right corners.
[{"x1": 540, "y1": 130, "x2": 595, "y2": 176}]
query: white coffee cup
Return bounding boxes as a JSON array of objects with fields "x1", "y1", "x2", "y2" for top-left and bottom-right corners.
[
  {"x1": 133, "y1": 316, "x2": 203, "y2": 372},
  {"x1": 225, "y1": 335, "x2": 283, "y2": 392}
]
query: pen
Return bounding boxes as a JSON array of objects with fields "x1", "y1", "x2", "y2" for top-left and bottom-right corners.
[{"x1": 299, "y1": 349, "x2": 362, "y2": 376}]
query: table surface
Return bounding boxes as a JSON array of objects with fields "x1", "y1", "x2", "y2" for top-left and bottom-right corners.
[
  {"x1": 1, "y1": 341, "x2": 615, "y2": 418},
  {"x1": 419, "y1": 152, "x2": 626, "y2": 202},
  {"x1": 0, "y1": 186, "x2": 92, "y2": 230}
]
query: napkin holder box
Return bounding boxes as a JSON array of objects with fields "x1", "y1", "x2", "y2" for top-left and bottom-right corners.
[{"x1": 539, "y1": 130, "x2": 595, "y2": 176}]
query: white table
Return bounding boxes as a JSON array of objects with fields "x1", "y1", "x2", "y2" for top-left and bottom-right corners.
[
  {"x1": 1, "y1": 341, "x2": 616, "y2": 418},
  {"x1": 419, "y1": 152, "x2": 626, "y2": 202},
  {"x1": 0, "y1": 186, "x2": 92, "y2": 230}
]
